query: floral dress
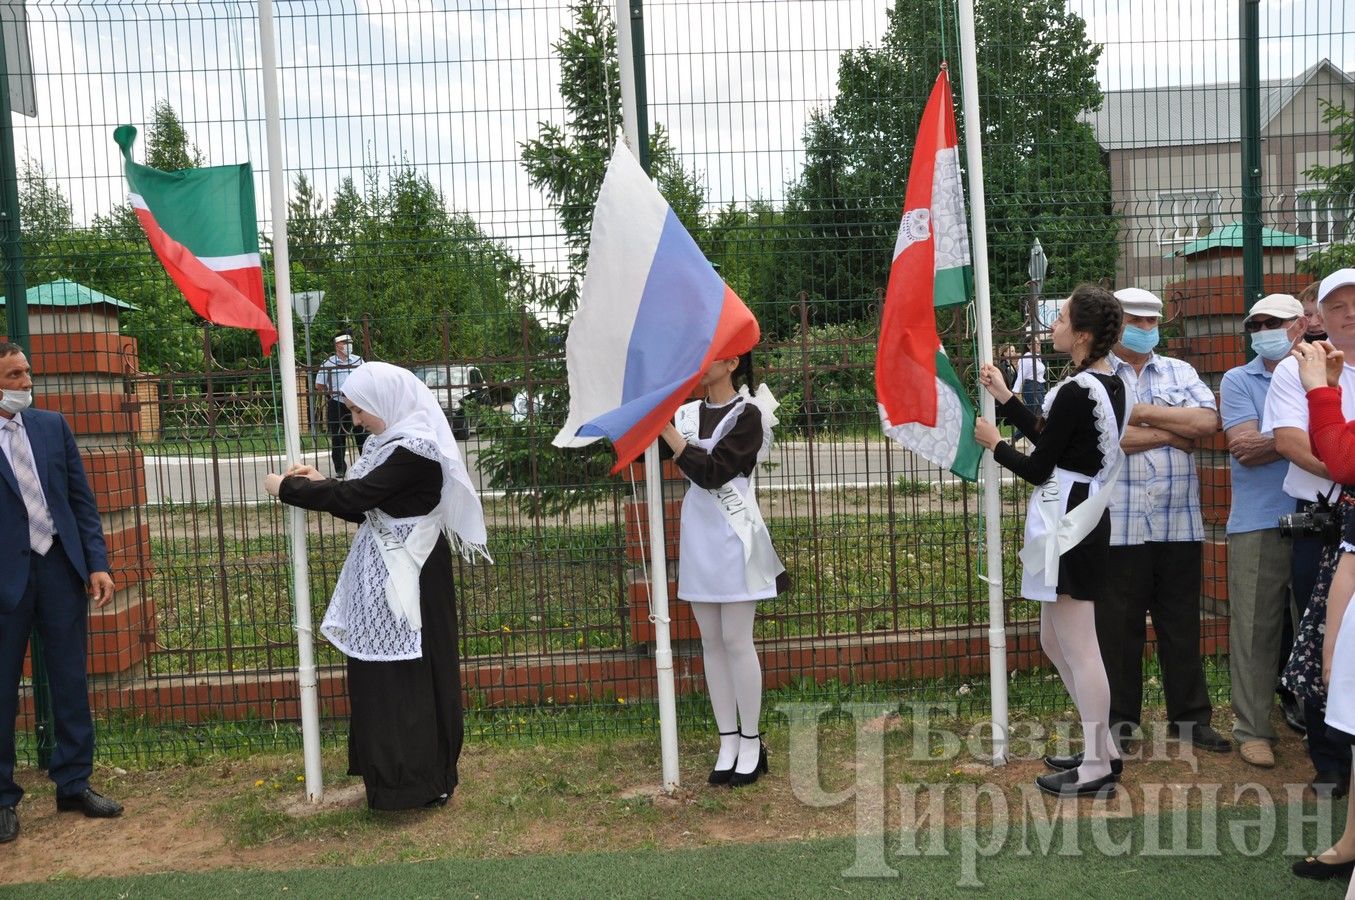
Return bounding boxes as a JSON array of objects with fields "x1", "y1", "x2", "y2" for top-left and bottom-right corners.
[{"x1": 1282, "y1": 492, "x2": 1355, "y2": 706}]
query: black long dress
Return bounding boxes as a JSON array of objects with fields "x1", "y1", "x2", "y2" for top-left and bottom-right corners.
[
  {"x1": 280, "y1": 447, "x2": 463, "y2": 810},
  {"x1": 991, "y1": 372, "x2": 1127, "y2": 603}
]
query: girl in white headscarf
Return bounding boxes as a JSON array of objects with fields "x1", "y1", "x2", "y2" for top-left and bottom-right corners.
[{"x1": 265, "y1": 362, "x2": 489, "y2": 810}]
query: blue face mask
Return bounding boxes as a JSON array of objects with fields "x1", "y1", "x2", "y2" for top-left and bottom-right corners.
[
  {"x1": 1120, "y1": 324, "x2": 1159, "y2": 354},
  {"x1": 1251, "y1": 329, "x2": 1294, "y2": 361}
]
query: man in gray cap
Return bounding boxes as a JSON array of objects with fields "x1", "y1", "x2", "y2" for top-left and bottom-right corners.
[
  {"x1": 1099, "y1": 287, "x2": 1226, "y2": 754},
  {"x1": 1220, "y1": 294, "x2": 1307, "y2": 768},
  {"x1": 1263, "y1": 267, "x2": 1355, "y2": 798}
]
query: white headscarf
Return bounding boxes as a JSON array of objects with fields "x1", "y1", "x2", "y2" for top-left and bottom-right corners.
[{"x1": 340, "y1": 361, "x2": 490, "y2": 561}]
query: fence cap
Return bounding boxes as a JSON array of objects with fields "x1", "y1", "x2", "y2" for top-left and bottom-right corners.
[{"x1": 0, "y1": 279, "x2": 138, "y2": 311}]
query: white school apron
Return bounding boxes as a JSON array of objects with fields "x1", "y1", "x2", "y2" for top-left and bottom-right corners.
[
  {"x1": 1322, "y1": 540, "x2": 1355, "y2": 738},
  {"x1": 675, "y1": 398, "x2": 784, "y2": 603},
  {"x1": 1016, "y1": 371, "x2": 1128, "y2": 602}
]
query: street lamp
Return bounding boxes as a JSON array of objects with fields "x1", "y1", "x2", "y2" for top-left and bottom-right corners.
[{"x1": 1027, "y1": 238, "x2": 1048, "y2": 359}]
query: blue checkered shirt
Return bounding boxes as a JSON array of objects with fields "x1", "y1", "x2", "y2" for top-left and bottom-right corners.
[{"x1": 1106, "y1": 352, "x2": 1217, "y2": 546}]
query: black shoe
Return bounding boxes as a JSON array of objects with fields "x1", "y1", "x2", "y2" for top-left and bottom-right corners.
[
  {"x1": 1281, "y1": 693, "x2": 1307, "y2": 736},
  {"x1": 709, "y1": 730, "x2": 739, "y2": 786},
  {"x1": 1042, "y1": 753, "x2": 1123, "y2": 780},
  {"x1": 1170, "y1": 722, "x2": 1232, "y2": 753},
  {"x1": 423, "y1": 793, "x2": 449, "y2": 808},
  {"x1": 1292, "y1": 855, "x2": 1355, "y2": 880},
  {"x1": 1311, "y1": 771, "x2": 1351, "y2": 800},
  {"x1": 729, "y1": 732, "x2": 769, "y2": 788},
  {"x1": 56, "y1": 789, "x2": 123, "y2": 818},
  {"x1": 1035, "y1": 768, "x2": 1117, "y2": 799},
  {"x1": 0, "y1": 806, "x2": 16, "y2": 843}
]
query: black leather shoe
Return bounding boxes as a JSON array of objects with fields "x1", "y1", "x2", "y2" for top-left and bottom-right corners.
[
  {"x1": 729, "y1": 732, "x2": 769, "y2": 788},
  {"x1": 1042, "y1": 753, "x2": 1123, "y2": 779},
  {"x1": 1281, "y1": 693, "x2": 1307, "y2": 735},
  {"x1": 0, "y1": 806, "x2": 16, "y2": 843},
  {"x1": 1292, "y1": 854, "x2": 1355, "y2": 880},
  {"x1": 1035, "y1": 768, "x2": 1116, "y2": 799},
  {"x1": 56, "y1": 789, "x2": 123, "y2": 818},
  {"x1": 1170, "y1": 722, "x2": 1232, "y2": 753},
  {"x1": 1311, "y1": 771, "x2": 1351, "y2": 800},
  {"x1": 709, "y1": 730, "x2": 739, "y2": 786}
]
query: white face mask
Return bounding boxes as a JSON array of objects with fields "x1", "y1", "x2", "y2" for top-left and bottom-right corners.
[{"x1": 0, "y1": 389, "x2": 32, "y2": 414}]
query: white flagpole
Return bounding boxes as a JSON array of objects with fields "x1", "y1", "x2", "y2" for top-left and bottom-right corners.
[
  {"x1": 258, "y1": 0, "x2": 324, "y2": 800},
  {"x1": 616, "y1": 0, "x2": 681, "y2": 792},
  {"x1": 957, "y1": 0, "x2": 1008, "y2": 765}
]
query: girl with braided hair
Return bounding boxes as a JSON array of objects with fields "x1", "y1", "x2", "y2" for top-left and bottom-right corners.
[{"x1": 973, "y1": 284, "x2": 1131, "y2": 798}]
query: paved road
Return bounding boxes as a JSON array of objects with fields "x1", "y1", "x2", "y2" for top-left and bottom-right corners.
[{"x1": 143, "y1": 436, "x2": 978, "y2": 506}]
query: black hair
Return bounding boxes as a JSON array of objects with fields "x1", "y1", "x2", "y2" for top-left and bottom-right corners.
[
  {"x1": 733, "y1": 351, "x2": 754, "y2": 391},
  {"x1": 0, "y1": 341, "x2": 22, "y2": 359},
  {"x1": 1066, "y1": 283, "x2": 1122, "y2": 375}
]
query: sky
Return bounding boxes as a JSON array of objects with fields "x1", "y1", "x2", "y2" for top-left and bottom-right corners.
[{"x1": 7, "y1": 0, "x2": 1354, "y2": 278}]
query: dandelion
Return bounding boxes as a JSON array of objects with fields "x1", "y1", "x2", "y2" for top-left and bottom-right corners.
[
  {"x1": 254, "y1": 779, "x2": 265, "y2": 787},
  {"x1": 296, "y1": 775, "x2": 304, "y2": 782},
  {"x1": 617, "y1": 697, "x2": 627, "y2": 705},
  {"x1": 501, "y1": 624, "x2": 512, "y2": 633}
]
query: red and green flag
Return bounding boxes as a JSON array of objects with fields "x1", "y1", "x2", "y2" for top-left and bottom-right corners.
[
  {"x1": 114, "y1": 125, "x2": 277, "y2": 355},
  {"x1": 875, "y1": 67, "x2": 981, "y2": 482}
]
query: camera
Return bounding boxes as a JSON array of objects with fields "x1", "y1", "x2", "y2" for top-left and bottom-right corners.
[{"x1": 1278, "y1": 491, "x2": 1343, "y2": 543}]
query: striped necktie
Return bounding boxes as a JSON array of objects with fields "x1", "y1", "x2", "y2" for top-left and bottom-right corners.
[{"x1": 4, "y1": 418, "x2": 55, "y2": 555}]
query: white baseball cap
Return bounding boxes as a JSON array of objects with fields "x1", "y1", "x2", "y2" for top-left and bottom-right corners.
[
  {"x1": 1244, "y1": 293, "x2": 1303, "y2": 323},
  {"x1": 1318, "y1": 268, "x2": 1355, "y2": 305},
  {"x1": 1113, "y1": 287, "x2": 1163, "y2": 317}
]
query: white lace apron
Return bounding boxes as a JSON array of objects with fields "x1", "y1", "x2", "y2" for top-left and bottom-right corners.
[
  {"x1": 320, "y1": 439, "x2": 443, "y2": 661},
  {"x1": 675, "y1": 387, "x2": 785, "y2": 602},
  {"x1": 1017, "y1": 371, "x2": 1128, "y2": 602}
]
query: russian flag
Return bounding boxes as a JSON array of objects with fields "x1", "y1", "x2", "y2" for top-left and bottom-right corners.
[{"x1": 553, "y1": 144, "x2": 759, "y2": 473}]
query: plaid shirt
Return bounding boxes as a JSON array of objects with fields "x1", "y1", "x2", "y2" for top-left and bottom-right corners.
[{"x1": 1106, "y1": 352, "x2": 1217, "y2": 546}]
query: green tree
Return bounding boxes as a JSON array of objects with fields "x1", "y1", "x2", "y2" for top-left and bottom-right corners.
[
  {"x1": 1298, "y1": 100, "x2": 1355, "y2": 277},
  {"x1": 520, "y1": 0, "x2": 709, "y2": 317},
  {"x1": 18, "y1": 158, "x2": 75, "y2": 286},
  {"x1": 783, "y1": 0, "x2": 1115, "y2": 327},
  {"x1": 145, "y1": 100, "x2": 205, "y2": 171}
]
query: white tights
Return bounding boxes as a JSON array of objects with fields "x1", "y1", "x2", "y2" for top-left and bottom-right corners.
[
  {"x1": 1041, "y1": 595, "x2": 1119, "y2": 782},
  {"x1": 690, "y1": 600, "x2": 763, "y2": 773}
]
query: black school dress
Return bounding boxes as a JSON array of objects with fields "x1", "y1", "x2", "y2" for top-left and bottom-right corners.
[
  {"x1": 280, "y1": 447, "x2": 463, "y2": 810},
  {"x1": 992, "y1": 372, "x2": 1127, "y2": 603}
]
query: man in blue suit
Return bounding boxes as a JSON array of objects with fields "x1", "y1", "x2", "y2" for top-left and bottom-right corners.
[{"x1": 0, "y1": 341, "x2": 122, "y2": 844}]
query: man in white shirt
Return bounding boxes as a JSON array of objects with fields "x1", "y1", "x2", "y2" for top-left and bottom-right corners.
[
  {"x1": 1263, "y1": 267, "x2": 1355, "y2": 798},
  {"x1": 315, "y1": 332, "x2": 368, "y2": 477}
]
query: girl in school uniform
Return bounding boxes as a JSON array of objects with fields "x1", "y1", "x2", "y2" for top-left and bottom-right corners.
[
  {"x1": 659, "y1": 352, "x2": 786, "y2": 787},
  {"x1": 973, "y1": 284, "x2": 1130, "y2": 798}
]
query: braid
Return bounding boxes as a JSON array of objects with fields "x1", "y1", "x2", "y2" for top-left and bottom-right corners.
[{"x1": 1067, "y1": 284, "x2": 1123, "y2": 375}]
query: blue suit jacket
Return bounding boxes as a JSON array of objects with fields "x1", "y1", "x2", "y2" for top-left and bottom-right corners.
[{"x1": 0, "y1": 408, "x2": 109, "y2": 614}]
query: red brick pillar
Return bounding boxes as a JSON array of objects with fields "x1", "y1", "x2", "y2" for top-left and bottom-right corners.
[{"x1": 20, "y1": 301, "x2": 156, "y2": 680}]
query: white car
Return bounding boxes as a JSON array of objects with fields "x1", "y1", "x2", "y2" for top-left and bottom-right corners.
[{"x1": 412, "y1": 364, "x2": 485, "y2": 440}]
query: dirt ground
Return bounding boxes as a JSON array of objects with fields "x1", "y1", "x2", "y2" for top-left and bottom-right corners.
[{"x1": 0, "y1": 715, "x2": 1339, "y2": 886}]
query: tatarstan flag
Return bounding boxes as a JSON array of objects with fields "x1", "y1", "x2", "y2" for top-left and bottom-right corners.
[
  {"x1": 114, "y1": 125, "x2": 277, "y2": 354},
  {"x1": 876, "y1": 67, "x2": 981, "y2": 481}
]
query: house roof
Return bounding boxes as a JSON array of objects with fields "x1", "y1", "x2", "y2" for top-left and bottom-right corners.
[
  {"x1": 1087, "y1": 59, "x2": 1353, "y2": 151},
  {"x1": 0, "y1": 279, "x2": 137, "y2": 310},
  {"x1": 1166, "y1": 223, "x2": 1311, "y2": 258}
]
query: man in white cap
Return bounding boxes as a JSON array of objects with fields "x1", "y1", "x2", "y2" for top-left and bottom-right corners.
[
  {"x1": 1263, "y1": 267, "x2": 1355, "y2": 798},
  {"x1": 1099, "y1": 287, "x2": 1226, "y2": 754},
  {"x1": 315, "y1": 331, "x2": 368, "y2": 478},
  {"x1": 1220, "y1": 294, "x2": 1307, "y2": 768}
]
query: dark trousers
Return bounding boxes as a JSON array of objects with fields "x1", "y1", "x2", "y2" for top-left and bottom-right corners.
[
  {"x1": 0, "y1": 539, "x2": 94, "y2": 807},
  {"x1": 327, "y1": 398, "x2": 367, "y2": 476},
  {"x1": 1291, "y1": 501, "x2": 1352, "y2": 775},
  {"x1": 1095, "y1": 542, "x2": 1213, "y2": 731}
]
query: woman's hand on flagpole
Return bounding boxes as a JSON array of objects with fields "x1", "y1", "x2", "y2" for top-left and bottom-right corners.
[
  {"x1": 973, "y1": 418, "x2": 1002, "y2": 451},
  {"x1": 978, "y1": 363, "x2": 1013, "y2": 404}
]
